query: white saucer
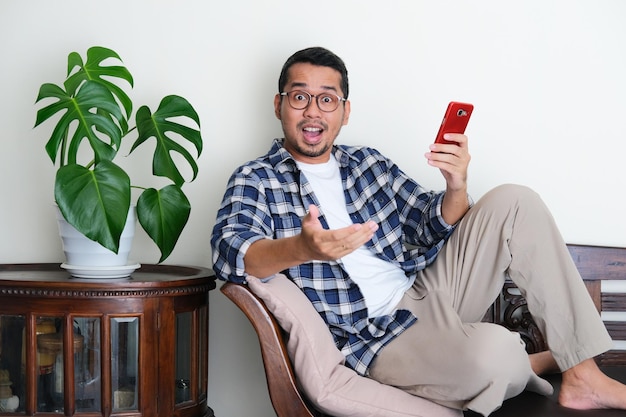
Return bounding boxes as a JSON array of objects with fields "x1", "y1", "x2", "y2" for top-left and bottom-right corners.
[{"x1": 61, "y1": 263, "x2": 141, "y2": 279}]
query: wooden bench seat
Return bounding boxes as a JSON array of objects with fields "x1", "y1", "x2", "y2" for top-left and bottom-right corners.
[
  {"x1": 222, "y1": 244, "x2": 626, "y2": 417},
  {"x1": 465, "y1": 367, "x2": 626, "y2": 417}
]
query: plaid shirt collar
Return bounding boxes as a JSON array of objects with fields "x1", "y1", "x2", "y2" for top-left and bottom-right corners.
[{"x1": 268, "y1": 138, "x2": 360, "y2": 173}]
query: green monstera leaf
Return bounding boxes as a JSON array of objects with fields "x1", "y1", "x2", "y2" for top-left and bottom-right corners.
[
  {"x1": 133, "y1": 95, "x2": 203, "y2": 186},
  {"x1": 137, "y1": 185, "x2": 191, "y2": 263},
  {"x1": 35, "y1": 46, "x2": 134, "y2": 167},
  {"x1": 35, "y1": 81, "x2": 125, "y2": 166},
  {"x1": 64, "y1": 46, "x2": 134, "y2": 115},
  {"x1": 55, "y1": 161, "x2": 131, "y2": 253}
]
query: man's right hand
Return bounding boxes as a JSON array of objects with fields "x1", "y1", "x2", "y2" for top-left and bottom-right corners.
[
  {"x1": 243, "y1": 204, "x2": 378, "y2": 279},
  {"x1": 299, "y1": 204, "x2": 378, "y2": 261}
]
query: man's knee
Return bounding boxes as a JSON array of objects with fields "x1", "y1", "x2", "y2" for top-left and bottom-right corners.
[
  {"x1": 462, "y1": 323, "x2": 531, "y2": 388},
  {"x1": 470, "y1": 184, "x2": 549, "y2": 228},
  {"x1": 480, "y1": 184, "x2": 540, "y2": 210}
]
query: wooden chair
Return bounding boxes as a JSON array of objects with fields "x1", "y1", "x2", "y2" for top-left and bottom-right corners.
[{"x1": 221, "y1": 282, "x2": 327, "y2": 417}]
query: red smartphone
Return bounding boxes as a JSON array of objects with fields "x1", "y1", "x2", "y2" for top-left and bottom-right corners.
[{"x1": 434, "y1": 101, "x2": 474, "y2": 145}]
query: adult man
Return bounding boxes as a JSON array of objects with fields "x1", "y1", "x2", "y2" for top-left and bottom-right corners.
[{"x1": 211, "y1": 46, "x2": 626, "y2": 415}]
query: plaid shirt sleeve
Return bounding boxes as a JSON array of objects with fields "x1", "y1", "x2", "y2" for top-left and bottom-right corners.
[
  {"x1": 211, "y1": 140, "x2": 310, "y2": 283},
  {"x1": 211, "y1": 164, "x2": 275, "y2": 283}
]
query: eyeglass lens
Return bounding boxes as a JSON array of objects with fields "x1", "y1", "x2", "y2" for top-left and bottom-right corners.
[{"x1": 284, "y1": 90, "x2": 342, "y2": 112}]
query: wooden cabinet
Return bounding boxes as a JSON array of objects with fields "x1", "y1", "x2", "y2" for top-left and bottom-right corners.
[{"x1": 0, "y1": 263, "x2": 216, "y2": 417}]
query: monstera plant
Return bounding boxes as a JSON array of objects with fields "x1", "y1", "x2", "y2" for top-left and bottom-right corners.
[{"x1": 34, "y1": 46, "x2": 203, "y2": 263}]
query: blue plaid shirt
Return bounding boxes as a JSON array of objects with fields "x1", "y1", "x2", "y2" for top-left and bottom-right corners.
[{"x1": 211, "y1": 139, "x2": 457, "y2": 375}]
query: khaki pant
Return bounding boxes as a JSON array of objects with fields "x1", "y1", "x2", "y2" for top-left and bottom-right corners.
[{"x1": 369, "y1": 184, "x2": 612, "y2": 416}]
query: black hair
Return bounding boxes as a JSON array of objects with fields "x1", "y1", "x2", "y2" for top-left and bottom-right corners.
[{"x1": 278, "y1": 47, "x2": 349, "y2": 99}]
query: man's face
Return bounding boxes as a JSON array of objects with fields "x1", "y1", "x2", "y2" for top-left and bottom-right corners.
[{"x1": 274, "y1": 62, "x2": 350, "y2": 164}]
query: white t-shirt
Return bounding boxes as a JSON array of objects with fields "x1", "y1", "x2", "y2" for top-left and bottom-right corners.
[{"x1": 296, "y1": 156, "x2": 413, "y2": 317}]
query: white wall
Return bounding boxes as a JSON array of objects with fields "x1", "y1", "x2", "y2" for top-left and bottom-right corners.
[{"x1": 1, "y1": 1, "x2": 625, "y2": 416}]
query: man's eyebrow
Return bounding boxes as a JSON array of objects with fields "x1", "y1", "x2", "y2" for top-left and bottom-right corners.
[{"x1": 288, "y1": 82, "x2": 339, "y2": 93}]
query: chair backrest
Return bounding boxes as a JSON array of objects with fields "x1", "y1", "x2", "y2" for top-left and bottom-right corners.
[{"x1": 221, "y1": 282, "x2": 328, "y2": 417}]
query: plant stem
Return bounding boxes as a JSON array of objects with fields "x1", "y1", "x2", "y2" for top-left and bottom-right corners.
[{"x1": 60, "y1": 128, "x2": 68, "y2": 167}]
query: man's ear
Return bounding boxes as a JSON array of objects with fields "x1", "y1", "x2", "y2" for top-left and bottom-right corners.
[
  {"x1": 342, "y1": 100, "x2": 351, "y2": 126},
  {"x1": 274, "y1": 94, "x2": 282, "y2": 120}
]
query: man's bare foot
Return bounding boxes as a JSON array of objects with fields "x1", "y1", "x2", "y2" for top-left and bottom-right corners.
[
  {"x1": 559, "y1": 358, "x2": 626, "y2": 410},
  {"x1": 529, "y1": 350, "x2": 559, "y2": 375}
]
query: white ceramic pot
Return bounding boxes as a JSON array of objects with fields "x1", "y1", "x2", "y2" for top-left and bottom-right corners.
[{"x1": 55, "y1": 205, "x2": 136, "y2": 267}]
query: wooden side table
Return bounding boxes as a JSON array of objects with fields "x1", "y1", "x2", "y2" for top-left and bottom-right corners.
[{"x1": 0, "y1": 263, "x2": 216, "y2": 417}]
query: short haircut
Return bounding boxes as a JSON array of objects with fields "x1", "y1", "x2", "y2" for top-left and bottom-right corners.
[{"x1": 278, "y1": 47, "x2": 349, "y2": 99}]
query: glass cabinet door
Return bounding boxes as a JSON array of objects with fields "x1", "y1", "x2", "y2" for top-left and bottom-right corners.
[
  {"x1": 198, "y1": 305, "x2": 208, "y2": 401},
  {"x1": 111, "y1": 317, "x2": 139, "y2": 412},
  {"x1": 0, "y1": 315, "x2": 24, "y2": 413},
  {"x1": 74, "y1": 317, "x2": 101, "y2": 413},
  {"x1": 175, "y1": 311, "x2": 192, "y2": 404},
  {"x1": 175, "y1": 305, "x2": 209, "y2": 407},
  {"x1": 35, "y1": 316, "x2": 64, "y2": 413}
]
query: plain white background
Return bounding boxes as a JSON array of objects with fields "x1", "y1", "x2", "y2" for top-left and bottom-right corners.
[{"x1": 1, "y1": 1, "x2": 625, "y2": 416}]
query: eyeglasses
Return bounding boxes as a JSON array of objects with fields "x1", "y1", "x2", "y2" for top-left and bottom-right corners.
[{"x1": 280, "y1": 90, "x2": 346, "y2": 112}]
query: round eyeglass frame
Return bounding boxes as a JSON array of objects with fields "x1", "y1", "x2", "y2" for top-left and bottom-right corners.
[{"x1": 280, "y1": 90, "x2": 346, "y2": 112}]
